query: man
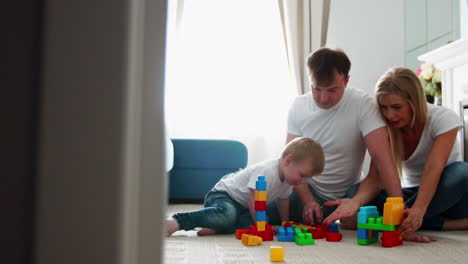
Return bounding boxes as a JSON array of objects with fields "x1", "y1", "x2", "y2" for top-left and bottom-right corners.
[{"x1": 268, "y1": 47, "x2": 402, "y2": 227}]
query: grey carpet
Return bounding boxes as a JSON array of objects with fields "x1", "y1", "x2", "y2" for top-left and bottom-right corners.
[{"x1": 164, "y1": 204, "x2": 468, "y2": 264}]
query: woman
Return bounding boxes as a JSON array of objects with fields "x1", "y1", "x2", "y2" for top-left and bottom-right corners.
[{"x1": 375, "y1": 67, "x2": 468, "y2": 238}]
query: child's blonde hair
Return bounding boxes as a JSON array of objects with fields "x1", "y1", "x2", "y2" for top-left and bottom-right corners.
[{"x1": 281, "y1": 137, "x2": 325, "y2": 176}]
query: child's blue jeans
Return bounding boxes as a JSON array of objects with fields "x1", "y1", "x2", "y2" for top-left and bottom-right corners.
[{"x1": 172, "y1": 189, "x2": 254, "y2": 234}]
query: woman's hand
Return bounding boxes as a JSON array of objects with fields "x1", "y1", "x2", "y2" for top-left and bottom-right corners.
[
  {"x1": 302, "y1": 201, "x2": 323, "y2": 225},
  {"x1": 398, "y1": 207, "x2": 425, "y2": 239},
  {"x1": 323, "y1": 198, "x2": 361, "y2": 225}
]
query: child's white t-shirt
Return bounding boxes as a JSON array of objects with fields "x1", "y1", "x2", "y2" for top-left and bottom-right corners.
[
  {"x1": 287, "y1": 87, "x2": 386, "y2": 200},
  {"x1": 402, "y1": 104, "x2": 462, "y2": 187},
  {"x1": 213, "y1": 159, "x2": 292, "y2": 207}
]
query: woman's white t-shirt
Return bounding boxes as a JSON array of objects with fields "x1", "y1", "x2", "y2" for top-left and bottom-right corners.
[{"x1": 403, "y1": 104, "x2": 462, "y2": 188}]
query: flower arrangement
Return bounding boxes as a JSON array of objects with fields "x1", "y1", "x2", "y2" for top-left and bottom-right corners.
[{"x1": 415, "y1": 63, "x2": 442, "y2": 104}]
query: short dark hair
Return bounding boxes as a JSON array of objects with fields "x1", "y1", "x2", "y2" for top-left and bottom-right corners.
[{"x1": 307, "y1": 47, "x2": 351, "y2": 84}]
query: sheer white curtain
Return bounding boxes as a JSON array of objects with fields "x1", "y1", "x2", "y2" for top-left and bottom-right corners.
[
  {"x1": 278, "y1": 0, "x2": 331, "y2": 95},
  {"x1": 165, "y1": 0, "x2": 296, "y2": 164}
]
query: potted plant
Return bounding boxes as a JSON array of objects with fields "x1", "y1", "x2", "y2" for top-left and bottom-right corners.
[{"x1": 416, "y1": 63, "x2": 442, "y2": 105}]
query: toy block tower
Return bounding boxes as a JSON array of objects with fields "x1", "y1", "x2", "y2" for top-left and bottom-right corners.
[
  {"x1": 255, "y1": 176, "x2": 267, "y2": 231},
  {"x1": 356, "y1": 197, "x2": 404, "y2": 247}
]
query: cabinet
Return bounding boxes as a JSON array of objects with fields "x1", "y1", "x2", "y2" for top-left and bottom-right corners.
[{"x1": 405, "y1": 0, "x2": 460, "y2": 70}]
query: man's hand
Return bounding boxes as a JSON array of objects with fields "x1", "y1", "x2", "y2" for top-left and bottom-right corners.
[
  {"x1": 398, "y1": 207, "x2": 425, "y2": 239},
  {"x1": 302, "y1": 201, "x2": 323, "y2": 225},
  {"x1": 323, "y1": 198, "x2": 361, "y2": 225}
]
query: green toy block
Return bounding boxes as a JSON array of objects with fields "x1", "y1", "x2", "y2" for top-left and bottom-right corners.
[
  {"x1": 357, "y1": 217, "x2": 396, "y2": 231},
  {"x1": 294, "y1": 227, "x2": 315, "y2": 245},
  {"x1": 357, "y1": 238, "x2": 378, "y2": 245}
]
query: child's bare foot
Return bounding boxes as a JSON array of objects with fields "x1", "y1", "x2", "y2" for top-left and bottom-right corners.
[
  {"x1": 197, "y1": 227, "x2": 217, "y2": 236},
  {"x1": 165, "y1": 218, "x2": 180, "y2": 236}
]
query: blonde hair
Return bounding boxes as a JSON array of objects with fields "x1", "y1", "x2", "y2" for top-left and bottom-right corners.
[
  {"x1": 375, "y1": 67, "x2": 428, "y2": 173},
  {"x1": 281, "y1": 137, "x2": 325, "y2": 176}
]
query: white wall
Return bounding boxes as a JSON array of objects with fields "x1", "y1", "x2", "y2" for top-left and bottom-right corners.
[
  {"x1": 327, "y1": 0, "x2": 405, "y2": 95},
  {"x1": 461, "y1": 0, "x2": 468, "y2": 38}
]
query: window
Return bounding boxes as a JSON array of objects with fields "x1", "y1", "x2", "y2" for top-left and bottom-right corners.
[{"x1": 165, "y1": 0, "x2": 295, "y2": 164}]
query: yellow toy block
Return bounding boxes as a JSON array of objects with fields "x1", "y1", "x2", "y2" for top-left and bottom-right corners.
[
  {"x1": 270, "y1": 246, "x2": 284, "y2": 262},
  {"x1": 383, "y1": 197, "x2": 404, "y2": 226},
  {"x1": 255, "y1": 190, "x2": 267, "y2": 201},
  {"x1": 257, "y1": 221, "x2": 266, "y2": 231},
  {"x1": 241, "y1": 234, "x2": 263, "y2": 246}
]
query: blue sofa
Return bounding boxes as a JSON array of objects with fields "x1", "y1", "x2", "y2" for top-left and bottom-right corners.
[{"x1": 168, "y1": 138, "x2": 248, "y2": 202}]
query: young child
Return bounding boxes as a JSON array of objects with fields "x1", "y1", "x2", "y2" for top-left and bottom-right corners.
[{"x1": 165, "y1": 137, "x2": 325, "y2": 236}]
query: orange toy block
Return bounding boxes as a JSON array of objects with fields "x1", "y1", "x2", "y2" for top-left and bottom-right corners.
[
  {"x1": 270, "y1": 246, "x2": 284, "y2": 262},
  {"x1": 235, "y1": 229, "x2": 249, "y2": 239},
  {"x1": 241, "y1": 234, "x2": 263, "y2": 246},
  {"x1": 383, "y1": 197, "x2": 404, "y2": 226},
  {"x1": 255, "y1": 190, "x2": 267, "y2": 201},
  {"x1": 257, "y1": 221, "x2": 266, "y2": 231}
]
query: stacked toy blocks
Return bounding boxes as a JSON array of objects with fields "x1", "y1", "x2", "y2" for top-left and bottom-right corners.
[
  {"x1": 235, "y1": 176, "x2": 274, "y2": 242},
  {"x1": 255, "y1": 176, "x2": 267, "y2": 231},
  {"x1": 357, "y1": 197, "x2": 404, "y2": 247},
  {"x1": 294, "y1": 227, "x2": 315, "y2": 245},
  {"x1": 325, "y1": 222, "x2": 343, "y2": 242}
]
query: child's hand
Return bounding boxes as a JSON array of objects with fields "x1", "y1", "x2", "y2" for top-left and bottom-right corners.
[{"x1": 302, "y1": 201, "x2": 323, "y2": 225}]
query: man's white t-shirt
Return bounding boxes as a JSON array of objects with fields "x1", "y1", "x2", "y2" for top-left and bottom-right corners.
[
  {"x1": 213, "y1": 159, "x2": 293, "y2": 207},
  {"x1": 403, "y1": 104, "x2": 462, "y2": 188},
  {"x1": 287, "y1": 87, "x2": 386, "y2": 200}
]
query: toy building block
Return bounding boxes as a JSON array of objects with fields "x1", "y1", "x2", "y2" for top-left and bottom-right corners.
[
  {"x1": 282, "y1": 221, "x2": 298, "y2": 228},
  {"x1": 235, "y1": 229, "x2": 249, "y2": 239},
  {"x1": 255, "y1": 176, "x2": 267, "y2": 191},
  {"x1": 309, "y1": 224, "x2": 327, "y2": 239},
  {"x1": 357, "y1": 217, "x2": 396, "y2": 231},
  {"x1": 255, "y1": 200, "x2": 267, "y2": 211},
  {"x1": 295, "y1": 228, "x2": 315, "y2": 245},
  {"x1": 382, "y1": 231, "x2": 403, "y2": 248},
  {"x1": 277, "y1": 226, "x2": 295, "y2": 242},
  {"x1": 255, "y1": 190, "x2": 267, "y2": 201},
  {"x1": 257, "y1": 221, "x2": 266, "y2": 231},
  {"x1": 270, "y1": 246, "x2": 284, "y2": 262},
  {"x1": 241, "y1": 234, "x2": 263, "y2": 246},
  {"x1": 357, "y1": 237, "x2": 378, "y2": 245},
  {"x1": 249, "y1": 224, "x2": 274, "y2": 241},
  {"x1": 383, "y1": 197, "x2": 404, "y2": 226},
  {"x1": 358, "y1": 206, "x2": 379, "y2": 224},
  {"x1": 256, "y1": 211, "x2": 267, "y2": 221},
  {"x1": 328, "y1": 222, "x2": 339, "y2": 233},
  {"x1": 325, "y1": 231, "x2": 343, "y2": 242}
]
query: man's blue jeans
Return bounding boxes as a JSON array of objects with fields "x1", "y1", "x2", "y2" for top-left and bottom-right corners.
[
  {"x1": 172, "y1": 189, "x2": 254, "y2": 234},
  {"x1": 404, "y1": 161, "x2": 468, "y2": 230}
]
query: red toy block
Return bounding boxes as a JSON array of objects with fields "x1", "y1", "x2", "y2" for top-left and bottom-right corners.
[
  {"x1": 249, "y1": 224, "x2": 274, "y2": 241},
  {"x1": 308, "y1": 224, "x2": 327, "y2": 239},
  {"x1": 235, "y1": 229, "x2": 249, "y2": 239},
  {"x1": 325, "y1": 231, "x2": 343, "y2": 242},
  {"x1": 382, "y1": 231, "x2": 403, "y2": 248},
  {"x1": 255, "y1": 201, "x2": 267, "y2": 211}
]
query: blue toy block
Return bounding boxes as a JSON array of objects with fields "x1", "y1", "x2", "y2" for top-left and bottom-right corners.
[
  {"x1": 256, "y1": 211, "x2": 267, "y2": 221},
  {"x1": 357, "y1": 206, "x2": 379, "y2": 224},
  {"x1": 277, "y1": 227, "x2": 295, "y2": 242},
  {"x1": 328, "y1": 222, "x2": 339, "y2": 233},
  {"x1": 255, "y1": 176, "x2": 267, "y2": 191},
  {"x1": 357, "y1": 228, "x2": 369, "y2": 239}
]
